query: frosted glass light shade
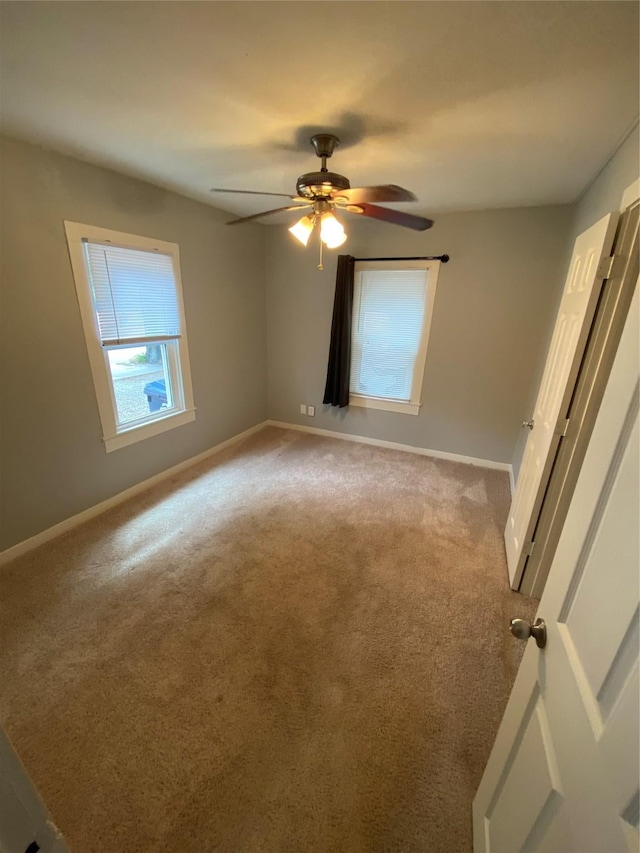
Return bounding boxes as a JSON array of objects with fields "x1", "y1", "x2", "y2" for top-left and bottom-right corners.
[
  {"x1": 320, "y1": 213, "x2": 347, "y2": 248},
  {"x1": 289, "y1": 215, "x2": 316, "y2": 246}
]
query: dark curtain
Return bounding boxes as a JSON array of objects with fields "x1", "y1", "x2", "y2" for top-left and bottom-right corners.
[{"x1": 323, "y1": 255, "x2": 355, "y2": 407}]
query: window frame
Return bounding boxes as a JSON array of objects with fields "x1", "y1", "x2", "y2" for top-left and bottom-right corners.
[
  {"x1": 65, "y1": 221, "x2": 195, "y2": 452},
  {"x1": 349, "y1": 258, "x2": 440, "y2": 416}
]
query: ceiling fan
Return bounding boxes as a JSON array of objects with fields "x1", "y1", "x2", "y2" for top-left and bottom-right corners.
[{"x1": 212, "y1": 134, "x2": 433, "y2": 268}]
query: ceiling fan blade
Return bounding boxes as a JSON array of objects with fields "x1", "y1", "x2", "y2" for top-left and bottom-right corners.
[
  {"x1": 346, "y1": 203, "x2": 433, "y2": 231},
  {"x1": 331, "y1": 184, "x2": 416, "y2": 204},
  {"x1": 226, "y1": 205, "x2": 312, "y2": 225},
  {"x1": 211, "y1": 188, "x2": 296, "y2": 199}
]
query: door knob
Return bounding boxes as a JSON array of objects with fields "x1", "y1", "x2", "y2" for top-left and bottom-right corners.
[
  {"x1": 510, "y1": 617, "x2": 547, "y2": 649},
  {"x1": 522, "y1": 420, "x2": 535, "y2": 429}
]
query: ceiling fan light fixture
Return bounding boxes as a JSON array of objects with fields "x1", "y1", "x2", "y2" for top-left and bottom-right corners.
[
  {"x1": 320, "y1": 212, "x2": 347, "y2": 248},
  {"x1": 289, "y1": 214, "x2": 316, "y2": 246},
  {"x1": 218, "y1": 134, "x2": 434, "y2": 263}
]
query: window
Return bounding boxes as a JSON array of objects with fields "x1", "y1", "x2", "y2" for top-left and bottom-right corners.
[
  {"x1": 349, "y1": 259, "x2": 440, "y2": 415},
  {"x1": 65, "y1": 222, "x2": 195, "y2": 452}
]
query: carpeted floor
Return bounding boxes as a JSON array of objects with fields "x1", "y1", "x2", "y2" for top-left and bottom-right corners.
[{"x1": 0, "y1": 427, "x2": 536, "y2": 852}]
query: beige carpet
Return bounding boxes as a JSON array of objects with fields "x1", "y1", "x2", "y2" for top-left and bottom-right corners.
[{"x1": 0, "y1": 427, "x2": 536, "y2": 852}]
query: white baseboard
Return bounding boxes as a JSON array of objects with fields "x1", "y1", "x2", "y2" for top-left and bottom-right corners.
[
  {"x1": 0, "y1": 421, "x2": 268, "y2": 567},
  {"x1": 267, "y1": 420, "x2": 512, "y2": 472}
]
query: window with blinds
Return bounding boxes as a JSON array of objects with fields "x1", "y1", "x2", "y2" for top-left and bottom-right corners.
[
  {"x1": 84, "y1": 242, "x2": 181, "y2": 346},
  {"x1": 65, "y1": 222, "x2": 195, "y2": 452},
  {"x1": 349, "y1": 260, "x2": 440, "y2": 415}
]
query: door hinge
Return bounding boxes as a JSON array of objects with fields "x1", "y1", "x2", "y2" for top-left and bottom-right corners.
[
  {"x1": 524, "y1": 540, "x2": 536, "y2": 558},
  {"x1": 597, "y1": 254, "x2": 625, "y2": 281},
  {"x1": 554, "y1": 417, "x2": 570, "y2": 437}
]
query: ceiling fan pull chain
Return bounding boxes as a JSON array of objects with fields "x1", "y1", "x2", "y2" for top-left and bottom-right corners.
[{"x1": 318, "y1": 231, "x2": 324, "y2": 271}]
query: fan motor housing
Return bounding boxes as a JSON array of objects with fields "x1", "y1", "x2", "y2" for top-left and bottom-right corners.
[{"x1": 296, "y1": 171, "x2": 351, "y2": 199}]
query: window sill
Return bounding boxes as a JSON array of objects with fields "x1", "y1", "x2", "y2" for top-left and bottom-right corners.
[
  {"x1": 349, "y1": 395, "x2": 421, "y2": 416},
  {"x1": 104, "y1": 408, "x2": 196, "y2": 452}
]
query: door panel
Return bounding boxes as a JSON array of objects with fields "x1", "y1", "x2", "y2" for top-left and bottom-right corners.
[
  {"x1": 599, "y1": 666, "x2": 639, "y2": 831},
  {"x1": 505, "y1": 213, "x2": 619, "y2": 588},
  {"x1": 485, "y1": 688, "x2": 565, "y2": 853},
  {"x1": 474, "y1": 283, "x2": 639, "y2": 852}
]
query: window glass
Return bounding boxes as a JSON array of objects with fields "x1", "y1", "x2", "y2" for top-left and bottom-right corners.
[{"x1": 106, "y1": 344, "x2": 174, "y2": 426}]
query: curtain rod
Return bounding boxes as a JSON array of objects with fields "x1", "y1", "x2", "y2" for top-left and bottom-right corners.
[{"x1": 352, "y1": 254, "x2": 450, "y2": 263}]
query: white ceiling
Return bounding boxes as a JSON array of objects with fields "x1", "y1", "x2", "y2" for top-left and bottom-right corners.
[{"x1": 1, "y1": 2, "x2": 638, "y2": 220}]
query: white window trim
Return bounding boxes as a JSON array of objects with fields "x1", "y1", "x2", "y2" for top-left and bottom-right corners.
[
  {"x1": 349, "y1": 394, "x2": 422, "y2": 416},
  {"x1": 65, "y1": 221, "x2": 196, "y2": 452},
  {"x1": 349, "y1": 259, "x2": 440, "y2": 416}
]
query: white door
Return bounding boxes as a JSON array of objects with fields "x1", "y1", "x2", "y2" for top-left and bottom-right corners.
[
  {"x1": 505, "y1": 212, "x2": 619, "y2": 588},
  {"x1": 474, "y1": 282, "x2": 639, "y2": 852},
  {"x1": 0, "y1": 727, "x2": 69, "y2": 852}
]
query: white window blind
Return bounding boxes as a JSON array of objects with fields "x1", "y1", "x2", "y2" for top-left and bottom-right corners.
[
  {"x1": 350, "y1": 268, "x2": 428, "y2": 401},
  {"x1": 84, "y1": 241, "x2": 181, "y2": 346}
]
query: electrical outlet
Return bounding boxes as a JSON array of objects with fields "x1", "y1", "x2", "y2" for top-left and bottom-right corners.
[
  {"x1": 308, "y1": 406, "x2": 315, "y2": 417},
  {"x1": 300, "y1": 404, "x2": 307, "y2": 415}
]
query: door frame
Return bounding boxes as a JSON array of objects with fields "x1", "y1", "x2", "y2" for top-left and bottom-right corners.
[
  {"x1": 519, "y1": 199, "x2": 639, "y2": 596},
  {"x1": 506, "y1": 212, "x2": 619, "y2": 588},
  {"x1": 516, "y1": 180, "x2": 640, "y2": 595}
]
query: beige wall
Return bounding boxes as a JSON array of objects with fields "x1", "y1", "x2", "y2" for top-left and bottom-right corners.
[
  {"x1": 265, "y1": 205, "x2": 572, "y2": 464},
  {"x1": 0, "y1": 137, "x2": 267, "y2": 551},
  {"x1": 511, "y1": 124, "x2": 640, "y2": 482}
]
